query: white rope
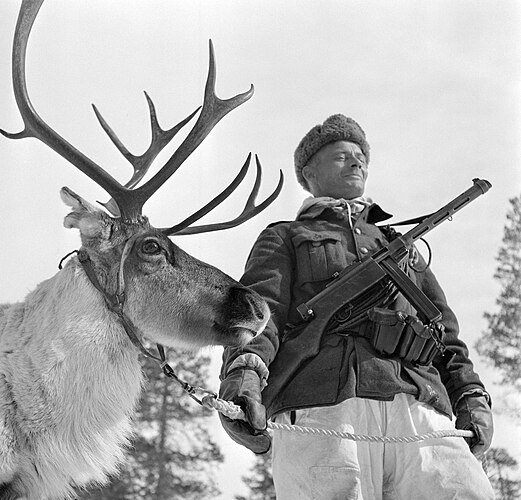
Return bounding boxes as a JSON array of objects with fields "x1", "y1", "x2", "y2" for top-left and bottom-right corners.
[
  {"x1": 266, "y1": 422, "x2": 473, "y2": 443},
  {"x1": 202, "y1": 396, "x2": 474, "y2": 444}
]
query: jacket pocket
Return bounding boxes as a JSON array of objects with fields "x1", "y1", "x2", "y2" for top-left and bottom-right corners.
[{"x1": 292, "y1": 229, "x2": 346, "y2": 283}]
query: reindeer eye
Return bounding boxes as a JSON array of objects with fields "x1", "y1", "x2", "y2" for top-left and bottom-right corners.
[{"x1": 141, "y1": 240, "x2": 161, "y2": 255}]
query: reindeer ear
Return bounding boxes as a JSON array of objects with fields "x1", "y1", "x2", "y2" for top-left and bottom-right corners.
[
  {"x1": 61, "y1": 187, "x2": 107, "y2": 238},
  {"x1": 61, "y1": 187, "x2": 101, "y2": 213}
]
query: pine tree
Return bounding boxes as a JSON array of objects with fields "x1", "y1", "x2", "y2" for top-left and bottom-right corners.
[
  {"x1": 476, "y1": 195, "x2": 521, "y2": 389},
  {"x1": 235, "y1": 450, "x2": 276, "y2": 500},
  {"x1": 486, "y1": 447, "x2": 521, "y2": 499},
  {"x1": 79, "y1": 348, "x2": 223, "y2": 499},
  {"x1": 474, "y1": 196, "x2": 521, "y2": 497}
]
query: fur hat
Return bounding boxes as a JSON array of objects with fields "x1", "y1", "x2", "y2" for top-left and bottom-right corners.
[{"x1": 294, "y1": 114, "x2": 370, "y2": 190}]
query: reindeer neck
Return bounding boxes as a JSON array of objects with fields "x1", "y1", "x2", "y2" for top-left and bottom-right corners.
[
  {"x1": 36, "y1": 259, "x2": 137, "y2": 354},
  {"x1": 2, "y1": 259, "x2": 143, "y2": 437}
]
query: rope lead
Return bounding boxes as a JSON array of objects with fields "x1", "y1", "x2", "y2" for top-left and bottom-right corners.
[{"x1": 202, "y1": 396, "x2": 474, "y2": 444}]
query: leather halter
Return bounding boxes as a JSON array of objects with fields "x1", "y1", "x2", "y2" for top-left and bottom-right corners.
[{"x1": 67, "y1": 239, "x2": 215, "y2": 405}]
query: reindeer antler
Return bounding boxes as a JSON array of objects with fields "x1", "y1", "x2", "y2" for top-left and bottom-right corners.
[
  {"x1": 1, "y1": 0, "x2": 282, "y2": 227},
  {"x1": 164, "y1": 155, "x2": 284, "y2": 235},
  {"x1": 1, "y1": 0, "x2": 130, "y2": 213},
  {"x1": 92, "y1": 93, "x2": 200, "y2": 216}
]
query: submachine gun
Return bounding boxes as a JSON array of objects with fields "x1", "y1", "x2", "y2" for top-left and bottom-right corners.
[
  {"x1": 294, "y1": 178, "x2": 491, "y2": 363},
  {"x1": 262, "y1": 178, "x2": 491, "y2": 407}
]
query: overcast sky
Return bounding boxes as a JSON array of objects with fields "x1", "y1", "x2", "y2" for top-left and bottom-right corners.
[{"x1": 1, "y1": 0, "x2": 520, "y2": 497}]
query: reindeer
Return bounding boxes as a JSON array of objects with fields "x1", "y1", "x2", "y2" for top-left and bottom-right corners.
[{"x1": 0, "y1": 1, "x2": 282, "y2": 499}]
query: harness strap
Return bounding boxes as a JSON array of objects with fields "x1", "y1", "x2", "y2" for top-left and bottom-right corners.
[
  {"x1": 77, "y1": 248, "x2": 163, "y2": 363},
  {"x1": 156, "y1": 345, "x2": 217, "y2": 405},
  {"x1": 75, "y1": 248, "x2": 213, "y2": 405}
]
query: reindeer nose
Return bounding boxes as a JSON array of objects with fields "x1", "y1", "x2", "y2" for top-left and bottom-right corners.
[
  {"x1": 245, "y1": 290, "x2": 268, "y2": 321},
  {"x1": 230, "y1": 286, "x2": 270, "y2": 323}
]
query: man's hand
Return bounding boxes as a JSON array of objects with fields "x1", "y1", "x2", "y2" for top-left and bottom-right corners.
[
  {"x1": 218, "y1": 368, "x2": 271, "y2": 454},
  {"x1": 455, "y1": 394, "x2": 493, "y2": 458}
]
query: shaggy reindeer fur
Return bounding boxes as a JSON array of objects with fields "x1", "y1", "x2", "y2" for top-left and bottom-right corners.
[{"x1": 0, "y1": 189, "x2": 269, "y2": 499}]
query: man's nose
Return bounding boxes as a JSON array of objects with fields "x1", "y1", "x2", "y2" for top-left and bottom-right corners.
[{"x1": 349, "y1": 159, "x2": 364, "y2": 169}]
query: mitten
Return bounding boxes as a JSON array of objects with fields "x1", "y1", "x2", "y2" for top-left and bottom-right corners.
[
  {"x1": 455, "y1": 394, "x2": 493, "y2": 458},
  {"x1": 218, "y1": 368, "x2": 271, "y2": 454}
]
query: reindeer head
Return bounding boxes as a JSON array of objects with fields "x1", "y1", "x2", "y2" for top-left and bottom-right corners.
[{"x1": 1, "y1": 0, "x2": 282, "y2": 350}]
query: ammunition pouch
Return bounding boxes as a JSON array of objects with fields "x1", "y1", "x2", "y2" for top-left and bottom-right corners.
[
  {"x1": 329, "y1": 307, "x2": 445, "y2": 365},
  {"x1": 366, "y1": 308, "x2": 445, "y2": 365}
]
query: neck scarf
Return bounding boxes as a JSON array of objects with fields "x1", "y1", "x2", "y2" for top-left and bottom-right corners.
[{"x1": 297, "y1": 196, "x2": 372, "y2": 228}]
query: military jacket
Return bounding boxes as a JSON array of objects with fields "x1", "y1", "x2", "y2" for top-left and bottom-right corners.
[{"x1": 221, "y1": 204, "x2": 486, "y2": 419}]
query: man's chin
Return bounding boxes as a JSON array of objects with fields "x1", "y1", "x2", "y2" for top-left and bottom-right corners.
[{"x1": 336, "y1": 188, "x2": 365, "y2": 199}]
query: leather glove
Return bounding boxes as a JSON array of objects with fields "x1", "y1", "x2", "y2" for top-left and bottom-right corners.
[
  {"x1": 454, "y1": 394, "x2": 493, "y2": 458},
  {"x1": 218, "y1": 368, "x2": 271, "y2": 454}
]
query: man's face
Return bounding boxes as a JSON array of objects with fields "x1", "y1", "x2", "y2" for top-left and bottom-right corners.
[{"x1": 302, "y1": 140, "x2": 368, "y2": 199}]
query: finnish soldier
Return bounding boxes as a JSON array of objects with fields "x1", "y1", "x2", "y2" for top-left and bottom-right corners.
[{"x1": 218, "y1": 114, "x2": 494, "y2": 499}]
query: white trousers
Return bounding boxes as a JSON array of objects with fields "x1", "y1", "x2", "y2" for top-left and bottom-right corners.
[{"x1": 272, "y1": 394, "x2": 494, "y2": 500}]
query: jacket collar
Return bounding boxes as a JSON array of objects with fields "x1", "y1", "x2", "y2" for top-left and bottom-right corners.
[
  {"x1": 365, "y1": 204, "x2": 393, "y2": 224},
  {"x1": 297, "y1": 198, "x2": 393, "y2": 225}
]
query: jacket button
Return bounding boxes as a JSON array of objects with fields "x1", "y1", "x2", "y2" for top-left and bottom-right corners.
[
  {"x1": 354, "y1": 228, "x2": 362, "y2": 235},
  {"x1": 312, "y1": 241, "x2": 321, "y2": 247},
  {"x1": 360, "y1": 247, "x2": 368, "y2": 253}
]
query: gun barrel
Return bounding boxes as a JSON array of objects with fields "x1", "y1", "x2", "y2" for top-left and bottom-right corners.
[
  {"x1": 406, "y1": 178, "x2": 491, "y2": 242},
  {"x1": 474, "y1": 178, "x2": 492, "y2": 194}
]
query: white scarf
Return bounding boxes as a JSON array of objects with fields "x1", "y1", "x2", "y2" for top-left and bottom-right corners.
[{"x1": 297, "y1": 196, "x2": 372, "y2": 228}]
